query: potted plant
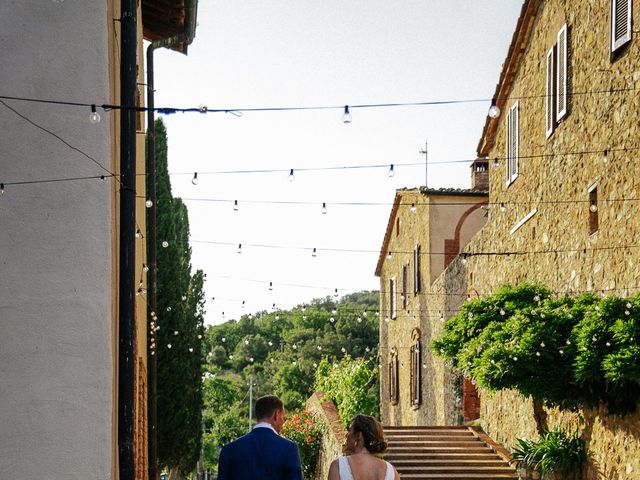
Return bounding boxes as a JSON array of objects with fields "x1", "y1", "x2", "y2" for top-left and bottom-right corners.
[{"x1": 511, "y1": 428, "x2": 586, "y2": 480}]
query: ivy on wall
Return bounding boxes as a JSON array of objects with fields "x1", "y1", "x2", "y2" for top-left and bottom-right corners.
[{"x1": 432, "y1": 283, "x2": 640, "y2": 415}]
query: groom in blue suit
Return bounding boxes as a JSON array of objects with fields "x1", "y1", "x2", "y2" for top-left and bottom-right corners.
[{"x1": 217, "y1": 394, "x2": 303, "y2": 480}]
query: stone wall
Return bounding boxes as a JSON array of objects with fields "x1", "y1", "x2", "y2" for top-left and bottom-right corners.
[
  {"x1": 457, "y1": 1, "x2": 640, "y2": 478},
  {"x1": 307, "y1": 392, "x2": 346, "y2": 480}
]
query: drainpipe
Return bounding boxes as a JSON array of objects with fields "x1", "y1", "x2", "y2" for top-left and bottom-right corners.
[
  {"x1": 147, "y1": 5, "x2": 198, "y2": 480},
  {"x1": 118, "y1": 0, "x2": 137, "y2": 479}
]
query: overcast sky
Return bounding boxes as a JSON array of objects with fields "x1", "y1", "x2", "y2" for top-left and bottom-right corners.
[{"x1": 152, "y1": 1, "x2": 523, "y2": 325}]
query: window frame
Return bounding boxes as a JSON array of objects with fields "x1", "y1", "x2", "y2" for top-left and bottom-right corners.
[
  {"x1": 612, "y1": 0, "x2": 633, "y2": 54},
  {"x1": 505, "y1": 101, "x2": 519, "y2": 186},
  {"x1": 413, "y1": 244, "x2": 421, "y2": 295},
  {"x1": 556, "y1": 24, "x2": 568, "y2": 121},
  {"x1": 401, "y1": 263, "x2": 409, "y2": 309},
  {"x1": 409, "y1": 338, "x2": 422, "y2": 407},
  {"x1": 390, "y1": 277, "x2": 397, "y2": 319},
  {"x1": 589, "y1": 183, "x2": 599, "y2": 235},
  {"x1": 389, "y1": 348, "x2": 399, "y2": 405},
  {"x1": 545, "y1": 46, "x2": 556, "y2": 138}
]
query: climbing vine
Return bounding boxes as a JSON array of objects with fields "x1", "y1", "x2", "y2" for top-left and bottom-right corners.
[{"x1": 432, "y1": 283, "x2": 640, "y2": 415}]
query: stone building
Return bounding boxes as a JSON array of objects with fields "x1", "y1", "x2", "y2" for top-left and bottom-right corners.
[
  {"x1": 0, "y1": 1, "x2": 196, "y2": 479},
  {"x1": 377, "y1": 0, "x2": 640, "y2": 477},
  {"x1": 375, "y1": 167, "x2": 488, "y2": 427}
]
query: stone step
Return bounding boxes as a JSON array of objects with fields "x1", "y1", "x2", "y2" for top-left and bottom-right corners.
[
  {"x1": 395, "y1": 466, "x2": 516, "y2": 474},
  {"x1": 389, "y1": 459, "x2": 508, "y2": 467},
  {"x1": 386, "y1": 446, "x2": 495, "y2": 454},
  {"x1": 385, "y1": 453, "x2": 504, "y2": 461},
  {"x1": 388, "y1": 441, "x2": 487, "y2": 448},
  {"x1": 396, "y1": 474, "x2": 518, "y2": 479}
]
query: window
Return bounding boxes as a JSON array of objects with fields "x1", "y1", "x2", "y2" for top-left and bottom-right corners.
[
  {"x1": 401, "y1": 264, "x2": 409, "y2": 309},
  {"x1": 413, "y1": 245, "x2": 421, "y2": 294},
  {"x1": 389, "y1": 348, "x2": 399, "y2": 405},
  {"x1": 589, "y1": 185, "x2": 599, "y2": 235},
  {"x1": 409, "y1": 330, "x2": 422, "y2": 407},
  {"x1": 390, "y1": 277, "x2": 397, "y2": 319},
  {"x1": 545, "y1": 24, "x2": 568, "y2": 138},
  {"x1": 612, "y1": 0, "x2": 632, "y2": 54},
  {"x1": 396, "y1": 217, "x2": 400, "y2": 236},
  {"x1": 506, "y1": 102, "x2": 519, "y2": 185}
]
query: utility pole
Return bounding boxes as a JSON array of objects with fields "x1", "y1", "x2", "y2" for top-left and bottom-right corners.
[
  {"x1": 248, "y1": 378, "x2": 254, "y2": 432},
  {"x1": 419, "y1": 140, "x2": 428, "y2": 187}
]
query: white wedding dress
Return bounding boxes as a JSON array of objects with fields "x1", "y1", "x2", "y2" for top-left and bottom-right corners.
[{"x1": 337, "y1": 456, "x2": 394, "y2": 480}]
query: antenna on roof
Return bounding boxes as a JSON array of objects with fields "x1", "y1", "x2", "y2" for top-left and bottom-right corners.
[{"x1": 419, "y1": 139, "x2": 428, "y2": 188}]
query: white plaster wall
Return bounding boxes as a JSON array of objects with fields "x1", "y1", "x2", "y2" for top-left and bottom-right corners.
[{"x1": 0, "y1": 1, "x2": 113, "y2": 479}]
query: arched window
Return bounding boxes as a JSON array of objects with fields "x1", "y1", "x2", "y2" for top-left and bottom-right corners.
[
  {"x1": 410, "y1": 329, "x2": 422, "y2": 407},
  {"x1": 389, "y1": 347, "x2": 398, "y2": 405}
]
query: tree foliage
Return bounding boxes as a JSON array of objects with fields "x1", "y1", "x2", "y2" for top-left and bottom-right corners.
[
  {"x1": 432, "y1": 282, "x2": 640, "y2": 415},
  {"x1": 201, "y1": 291, "x2": 379, "y2": 469},
  {"x1": 152, "y1": 119, "x2": 206, "y2": 475}
]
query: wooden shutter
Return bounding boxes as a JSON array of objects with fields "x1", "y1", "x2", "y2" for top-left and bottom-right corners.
[
  {"x1": 390, "y1": 278, "x2": 397, "y2": 319},
  {"x1": 545, "y1": 47, "x2": 556, "y2": 138},
  {"x1": 413, "y1": 245, "x2": 421, "y2": 294},
  {"x1": 401, "y1": 264, "x2": 408, "y2": 308},
  {"x1": 612, "y1": 0, "x2": 632, "y2": 52},
  {"x1": 556, "y1": 24, "x2": 568, "y2": 120}
]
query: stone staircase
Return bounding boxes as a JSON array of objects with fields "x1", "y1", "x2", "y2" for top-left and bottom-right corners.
[{"x1": 383, "y1": 426, "x2": 518, "y2": 479}]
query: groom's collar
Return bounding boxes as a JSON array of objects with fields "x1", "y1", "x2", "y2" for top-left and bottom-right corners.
[{"x1": 253, "y1": 422, "x2": 277, "y2": 434}]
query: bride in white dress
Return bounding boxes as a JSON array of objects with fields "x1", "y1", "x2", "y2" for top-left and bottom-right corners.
[{"x1": 328, "y1": 414, "x2": 399, "y2": 480}]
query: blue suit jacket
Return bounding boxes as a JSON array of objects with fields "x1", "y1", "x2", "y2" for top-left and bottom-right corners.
[{"x1": 217, "y1": 427, "x2": 303, "y2": 480}]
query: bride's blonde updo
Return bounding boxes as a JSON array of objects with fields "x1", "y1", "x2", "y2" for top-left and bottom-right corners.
[{"x1": 350, "y1": 414, "x2": 388, "y2": 454}]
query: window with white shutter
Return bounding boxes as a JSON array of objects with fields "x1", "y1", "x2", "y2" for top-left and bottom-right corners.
[
  {"x1": 612, "y1": 0, "x2": 632, "y2": 53},
  {"x1": 556, "y1": 24, "x2": 568, "y2": 121},
  {"x1": 545, "y1": 47, "x2": 556, "y2": 138},
  {"x1": 506, "y1": 102, "x2": 519, "y2": 186}
]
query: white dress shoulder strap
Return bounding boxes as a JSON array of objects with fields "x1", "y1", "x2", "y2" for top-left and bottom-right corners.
[
  {"x1": 384, "y1": 460, "x2": 394, "y2": 480},
  {"x1": 338, "y1": 456, "x2": 355, "y2": 480}
]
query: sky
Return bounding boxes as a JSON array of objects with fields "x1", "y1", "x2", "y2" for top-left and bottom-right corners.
[{"x1": 152, "y1": 1, "x2": 524, "y2": 325}]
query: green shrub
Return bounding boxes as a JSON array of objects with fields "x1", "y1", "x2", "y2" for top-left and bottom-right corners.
[
  {"x1": 432, "y1": 283, "x2": 640, "y2": 415},
  {"x1": 511, "y1": 428, "x2": 586, "y2": 478},
  {"x1": 314, "y1": 355, "x2": 379, "y2": 426},
  {"x1": 281, "y1": 410, "x2": 324, "y2": 479}
]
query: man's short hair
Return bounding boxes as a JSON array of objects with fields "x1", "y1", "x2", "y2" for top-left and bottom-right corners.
[{"x1": 255, "y1": 395, "x2": 284, "y2": 420}]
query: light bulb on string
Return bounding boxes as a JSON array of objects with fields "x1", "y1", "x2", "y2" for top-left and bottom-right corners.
[
  {"x1": 499, "y1": 202, "x2": 506, "y2": 213},
  {"x1": 237, "y1": 243, "x2": 242, "y2": 254},
  {"x1": 388, "y1": 164, "x2": 395, "y2": 177},
  {"x1": 410, "y1": 203, "x2": 417, "y2": 213},
  {"x1": 233, "y1": 200, "x2": 239, "y2": 211},
  {"x1": 493, "y1": 158, "x2": 500, "y2": 169},
  {"x1": 1, "y1": 183, "x2": 4, "y2": 195},
  {"x1": 145, "y1": 199, "x2": 153, "y2": 208},
  {"x1": 268, "y1": 281, "x2": 273, "y2": 291},
  {"x1": 589, "y1": 202, "x2": 598, "y2": 213},
  {"x1": 288, "y1": 169, "x2": 295, "y2": 182},
  {"x1": 162, "y1": 240, "x2": 169, "y2": 248},
  {"x1": 312, "y1": 247, "x2": 317, "y2": 257},
  {"x1": 241, "y1": 300, "x2": 245, "y2": 308},
  {"x1": 334, "y1": 288, "x2": 339, "y2": 298},
  {"x1": 135, "y1": 229, "x2": 142, "y2": 239},
  {"x1": 321, "y1": 202, "x2": 327, "y2": 214},
  {"x1": 341, "y1": 105, "x2": 352, "y2": 124},
  {"x1": 191, "y1": 172, "x2": 199, "y2": 185},
  {"x1": 603, "y1": 149, "x2": 609, "y2": 163},
  {"x1": 386, "y1": 251, "x2": 392, "y2": 260},
  {"x1": 488, "y1": 98, "x2": 500, "y2": 118},
  {"x1": 89, "y1": 104, "x2": 101, "y2": 124}
]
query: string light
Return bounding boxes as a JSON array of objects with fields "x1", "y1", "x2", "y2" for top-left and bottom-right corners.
[
  {"x1": 0, "y1": 183, "x2": 4, "y2": 195},
  {"x1": 488, "y1": 98, "x2": 500, "y2": 119},
  {"x1": 288, "y1": 169, "x2": 295, "y2": 182},
  {"x1": 145, "y1": 199, "x2": 153, "y2": 208},
  {"x1": 191, "y1": 172, "x2": 199, "y2": 185},
  {"x1": 590, "y1": 201, "x2": 598, "y2": 212},
  {"x1": 388, "y1": 164, "x2": 395, "y2": 177},
  {"x1": 89, "y1": 104, "x2": 101, "y2": 124},
  {"x1": 410, "y1": 203, "x2": 417, "y2": 213},
  {"x1": 493, "y1": 158, "x2": 500, "y2": 169},
  {"x1": 342, "y1": 105, "x2": 352, "y2": 124},
  {"x1": 162, "y1": 240, "x2": 169, "y2": 248},
  {"x1": 603, "y1": 149, "x2": 609, "y2": 163},
  {"x1": 268, "y1": 281, "x2": 273, "y2": 291},
  {"x1": 135, "y1": 229, "x2": 142, "y2": 239},
  {"x1": 233, "y1": 200, "x2": 239, "y2": 211},
  {"x1": 321, "y1": 202, "x2": 327, "y2": 214},
  {"x1": 499, "y1": 202, "x2": 506, "y2": 213},
  {"x1": 312, "y1": 247, "x2": 317, "y2": 257},
  {"x1": 237, "y1": 243, "x2": 242, "y2": 254}
]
